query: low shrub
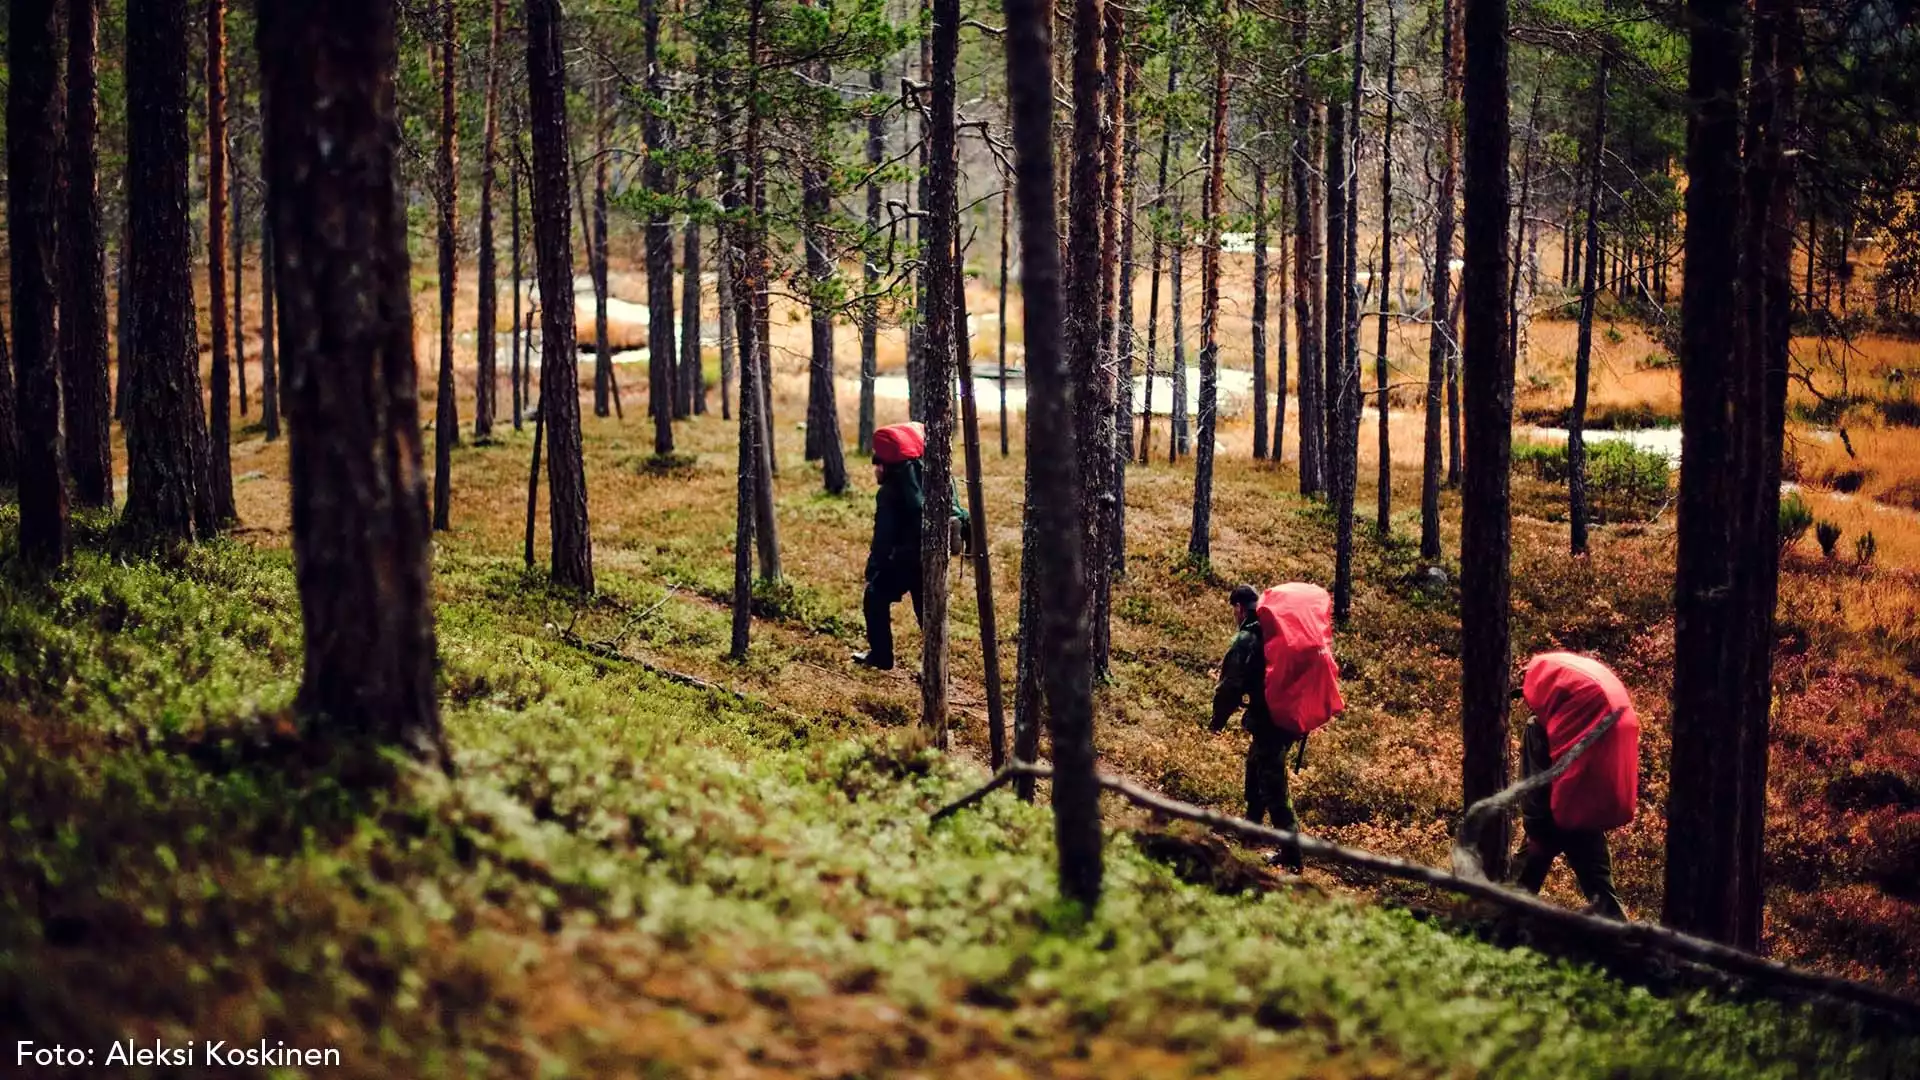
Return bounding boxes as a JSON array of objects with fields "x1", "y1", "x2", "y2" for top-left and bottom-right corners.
[
  {"x1": 1779, "y1": 491, "x2": 1814, "y2": 551},
  {"x1": 1817, "y1": 520, "x2": 1843, "y2": 558},
  {"x1": 1856, "y1": 530, "x2": 1878, "y2": 568}
]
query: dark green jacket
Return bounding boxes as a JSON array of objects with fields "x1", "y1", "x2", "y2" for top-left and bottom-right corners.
[
  {"x1": 1211, "y1": 617, "x2": 1273, "y2": 733},
  {"x1": 868, "y1": 460, "x2": 926, "y2": 584},
  {"x1": 1520, "y1": 718, "x2": 1554, "y2": 833}
]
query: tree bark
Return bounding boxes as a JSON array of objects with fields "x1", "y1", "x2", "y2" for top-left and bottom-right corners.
[
  {"x1": 1569, "y1": 51, "x2": 1609, "y2": 556},
  {"x1": 1253, "y1": 166, "x2": 1270, "y2": 462},
  {"x1": 594, "y1": 84, "x2": 617, "y2": 425},
  {"x1": 432, "y1": 0, "x2": 459, "y2": 531},
  {"x1": 1189, "y1": 6, "x2": 1231, "y2": 564},
  {"x1": 997, "y1": 189, "x2": 1013, "y2": 458},
  {"x1": 0, "y1": 298, "x2": 14, "y2": 491},
  {"x1": 1459, "y1": 0, "x2": 1514, "y2": 881},
  {"x1": 957, "y1": 229, "x2": 1008, "y2": 768},
  {"x1": 1374, "y1": 9, "x2": 1396, "y2": 536},
  {"x1": 861, "y1": 66, "x2": 884, "y2": 455},
  {"x1": 1005, "y1": 0, "x2": 1102, "y2": 911},
  {"x1": 1420, "y1": 0, "x2": 1461, "y2": 558},
  {"x1": 1292, "y1": 6, "x2": 1325, "y2": 494},
  {"x1": 1139, "y1": 47, "x2": 1178, "y2": 466},
  {"x1": 1169, "y1": 203, "x2": 1187, "y2": 462},
  {"x1": 510, "y1": 141, "x2": 524, "y2": 431},
  {"x1": 1090, "y1": 0, "x2": 1125, "y2": 673},
  {"x1": 719, "y1": 236, "x2": 736, "y2": 421},
  {"x1": 644, "y1": 0, "x2": 678, "y2": 452},
  {"x1": 476, "y1": 0, "x2": 504, "y2": 440},
  {"x1": 234, "y1": 132, "x2": 249, "y2": 419},
  {"x1": 527, "y1": 0, "x2": 595, "y2": 592},
  {"x1": 1112, "y1": 52, "x2": 1138, "y2": 573},
  {"x1": 1332, "y1": 0, "x2": 1365, "y2": 624},
  {"x1": 803, "y1": 109, "x2": 849, "y2": 494},
  {"x1": 258, "y1": 0, "x2": 443, "y2": 763},
  {"x1": 919, "y1": 0, "x2": 961, "y2": 743},
  {"x1": 1066, "y1": 0, "x2": 1112, "y2": 680},
  {"x1": 727, "y1": 147, "x2": 762, "y2": 659},
  {"x1": 10, "y1": 0, "x2": 71, "y2": 563},
  {"x1": 61, "y1": 0, "x2": 113, "y2": 509},
  {"x1": 206, "y1": 0, "x2": 238, "y2": 528},
  {"x1": 260, "y1": 199, "x2": 281, "y2": 441},
  {"x1": 1324, "y1": 85, "x2": 1348, "y2": 509},
  {"x1": 682, "y1": 219, "x2": 704, "y2": 417},
  {"x1": 1273, "y1": 168, "x2": 1291, "y2": 460},
  {"x1": 123, "y1": 0, "x2": 211, "y2": 546}
]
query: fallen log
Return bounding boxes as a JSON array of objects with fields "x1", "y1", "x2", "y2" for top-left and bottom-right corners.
[{"x1": 931, "y1": 760, "x2": 1920, "y2": 1026}]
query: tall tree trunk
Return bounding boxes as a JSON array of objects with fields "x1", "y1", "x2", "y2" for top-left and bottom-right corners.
[
  {"x1": 744, "y1": 10, "x2": 782, "y2": 581},
  {"x1": 682, "y1": 221, "x2": 704, "y2": 417},
  {"x1": 920, "y1": 0, "x2": 960, "y2": 743},
  {"x1": 1139, "y1": 46, "x2": 1177, "y2": 465},
  {"x1": 0, "y1": 300, "x2": 14, "y2": 490},
  {"x1": 510, "y1": 143, "x2": 524, "y2": 431},
  {"x1": 260, "y1": 199, "x2": 280, "y2": 440},
  {"x1": 524, "y1": 392, "x2": 544, "y2": 566},
  {"x1": 432, "y1": 0, "x2": 459, "y2": 531},
  {"x1": 1324, "y1": 67, "x2": 1348, "y2": 508},
  {"x1": 1569, "y1": 50, "x2": 1610, "y2": 556},
  {"x1": 1665, "y1": 0, "x2": 1795, "y2": 951},
  {"x1": 114, "y1": 220, "x2": 133, "y2": 427},
  {"x1": 719, "y1": 235, "x2": 736, "y2": 421},
  {"x1": 1005, "y1": 0, "x2": 1101, "y2": 912},
  {"x1": 1189, "y1": 7, "x2": 1230, "y2": 564},
  {"x1": 1066, "y1": 0, "x2": 1111, "y2": 681},
  {"x1": 1374, "y1": 8, "x2": 1396, "y2": 536},
  {"x1": 1459, "y1": 0, "x2": 1514, "y2": 881},
  {"x1": 1253, "y1": 165, "x2": 1270, "y2": 462},
  {"x1": 997, "y1": 189, "x2": 1013, "y2": 458},
  {"x1": 1090, "y1": 1, "x2": 1124, "y2": 674},
  {"x1": 803, "y1": 119, "x2": 849, "y2": 494},
  {"x1": 1169, "y1": 204, "x2": 1187, "y2": 462},
  {"x1": 594, "y1": 84, "x2": 619, "y2": 424},
  {"x1": 258, "y1": 0, "x2": 443, "y2": 763},
  {"x1": 860, "y1": 65, "x2": 884, "y2": 454},
  {"x1": 1292, "y1": 8, "x2": 1325, "y2": 494},
  {"x1": 527, "y1": 0, "x2": 595, "y2": 592},
  {"x1": 475, "y1": 0, "x2": 504, "y2": 440},
  {"x1": 1273, "y1": 172, "x2": 1291, "y2": 460},
  {"x1": 1113, "y1": 52, "x2": 1138, "y2": 572},
  {"x1": 206, "y1": 0, "x2": 238, "y2": 528},
  {"x1": 1420, "y1": 0, "x2": 1460, "y2": 558},
  {"x1": 726, "y1": 140, "x2": 762, "y2": 658},
  {"x1": 10, "y1": 0, "x2": 70, "y2": 563},
  {"x1": 123, "y1": 0, "x2": 211, "y2": 545},
  {"x1": 644, "y1": 0, "x2": 678, "y2": 452},
  {"x1": 1331, "y1": 0, "x2": 1365, "y2": 623},
  {"x1": 907, "y1": 0, "x2": 933, "y2": 424},
  {"x1": 61, "y1": 0, "x2": 113, "y2": 509},
  {"x1": 233, "y1": 135, "x2": 249, "y2": 418},
  {"x1": 956, "y1": 230, "x2": 1008, "y2": 768}
]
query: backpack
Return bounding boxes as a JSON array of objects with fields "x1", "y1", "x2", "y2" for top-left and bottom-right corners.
[
  {"x1": 1255, "y1": 584, "x2": 1344, "y2": 737},
  {"x1": 873, "y1": 421, "x2": 926, "y2": 465},
  {"x1": 1522, "y1": 652, "x2": 1640, "y2": 832}
]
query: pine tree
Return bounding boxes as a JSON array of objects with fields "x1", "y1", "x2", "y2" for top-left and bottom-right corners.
[
  {"x1": 432, "y1": 0, "x2": 460, "y2": 531},
  {"x1": 9, "y1": 0, "x2": 71, "y2": 564},
  {"x1": 61, "y1": 0, "x2": 114, "y2": 510},
  {"x1": 257, "y1": 0, "x2": 443, "y2": 764},
  {"x1": 205, "y1": 0, "x2": 238, "y2": 528}
]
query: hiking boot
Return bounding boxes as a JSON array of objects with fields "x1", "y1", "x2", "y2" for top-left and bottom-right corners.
[
  {"x1": 1266, "y1": 850, "x2": 1304, "y2": 875},
  {"x1": 852, "y1": 651, "x2": 895, "y2": 671}
]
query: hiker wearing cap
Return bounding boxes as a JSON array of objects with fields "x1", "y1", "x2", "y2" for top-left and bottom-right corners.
[
  {"x1": 1512, "y1": 652, "x2": 1641, "y2": 921},
  {"x1": 854, "y1": 423, "x2": 928, "y2": 670}
]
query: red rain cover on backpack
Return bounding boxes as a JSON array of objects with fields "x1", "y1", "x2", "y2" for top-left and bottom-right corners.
[
  {"x1": 1522, "y1": 652, "x2": 1640, "y2": 832},
  {"x1": 1256, "y1": 584, "x2": 1344, "y2": 737},
  {"x1": 873, "y1": 421, "x2": 926, "y2": 465}
]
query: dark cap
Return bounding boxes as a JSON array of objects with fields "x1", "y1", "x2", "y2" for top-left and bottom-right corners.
[{"x1": 1229, "y1": 584, "x2": 1259, "y2": 608}]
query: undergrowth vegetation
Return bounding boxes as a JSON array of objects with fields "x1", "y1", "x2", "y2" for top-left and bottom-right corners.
[{"x1": 4, "y1": 533, "x2": 1917, "y2": 1077}]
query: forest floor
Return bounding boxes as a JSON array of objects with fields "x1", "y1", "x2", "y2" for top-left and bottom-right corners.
[{"x1": 4, "y1": 269, "x2": 1916, "y2": 1076}]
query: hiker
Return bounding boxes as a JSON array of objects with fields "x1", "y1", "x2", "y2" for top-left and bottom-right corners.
[
  {"x1": 1210, "y1": 583, "x2": 1344, "y2": 872},
  {"x1": 854, "y1": 423, "x2": 928, "y2": 670},
  {"x1": 1512, "y1": 652, "x2": 1641, "y2": 921}
]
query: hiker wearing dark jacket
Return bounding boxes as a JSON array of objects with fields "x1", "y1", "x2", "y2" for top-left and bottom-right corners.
[
  {"x1": 1210, "y1": 584, "x2": 1303, "y2": 872},
  {"x1": 854, "y1": 457, "x2": 924, "y2": 670},
  {"x1": 1515, "y1": 713, "x2": 1626, "y2": 919}
]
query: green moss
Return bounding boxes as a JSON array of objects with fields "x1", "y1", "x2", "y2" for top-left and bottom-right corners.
[{"x1": 1, "y1": 539, "x2": 1913, "y2": 1077}]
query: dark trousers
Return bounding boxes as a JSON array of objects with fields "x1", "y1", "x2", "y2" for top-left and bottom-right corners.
[
  {"x1": 1515, "y1": 820, "x2": 1625, "y2": 920},
  {"x1": 1245, "y1": 725, "x2": 1301, "y2": 871},
  {"x1": 862, "y1": 570, "x2": 923, "y2": 666}
]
